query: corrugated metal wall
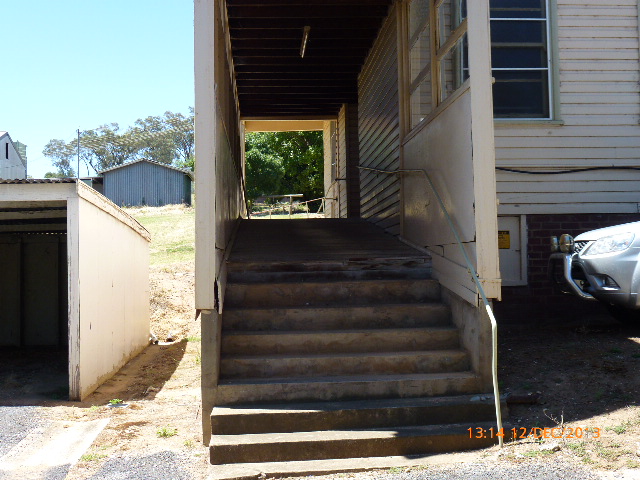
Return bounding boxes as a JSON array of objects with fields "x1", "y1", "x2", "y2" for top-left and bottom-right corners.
[
  {"x1": 358, "y1": 5, "x2": 401, "y2": 235},
  {"x1": 103, "y1": 162, "x2": 192, "y2": 207}
]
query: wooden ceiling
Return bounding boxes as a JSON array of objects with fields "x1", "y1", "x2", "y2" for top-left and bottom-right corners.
[{"x1": 226, "y1": 0, "x2": 393, "y2": 118}]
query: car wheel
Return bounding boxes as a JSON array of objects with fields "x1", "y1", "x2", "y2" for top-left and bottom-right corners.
[{"x1": 604, "y1": 304, "x2": 640, "y2": 324}]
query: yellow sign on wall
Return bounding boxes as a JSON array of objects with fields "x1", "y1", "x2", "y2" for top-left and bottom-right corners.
[{"x1": 498, "y1": 230, "x2": 510, "y2": 249}]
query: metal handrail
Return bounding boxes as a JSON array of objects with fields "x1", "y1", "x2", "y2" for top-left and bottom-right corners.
[{"x1": 358, "y1": 165, "x2": 504, "y2": 447}]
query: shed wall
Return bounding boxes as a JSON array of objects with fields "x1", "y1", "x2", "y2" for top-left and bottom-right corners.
[
  {"x1": 71, "y1": 196, "x2": 150, "y2": 400},
  {"x1": 103, "y1": 162, "x2": 191, "y2": 207},
  {"x1": 0, "y1": 136, "x2": 27, "y2": 180},
  {"x1": 495, "y1": 0, "x2": 640, "y2": 214},
  {"x1": 358, "y1": 5, "x2": 401, "y2": 235}
]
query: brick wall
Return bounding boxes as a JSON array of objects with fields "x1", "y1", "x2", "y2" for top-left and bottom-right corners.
[{"x1": 496, "y1": 213, "x2": 640, "y2": 324}]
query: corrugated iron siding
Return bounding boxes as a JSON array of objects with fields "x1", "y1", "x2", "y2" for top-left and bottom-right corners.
[
  {"x1": 358, "y1": 6, "x2": 401, "y2": 235},
  {"x1": 103, "y1": 162, "x2": 192, "y2": 207}
]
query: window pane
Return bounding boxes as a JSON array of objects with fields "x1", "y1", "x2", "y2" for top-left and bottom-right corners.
[
  {"x1": 440, "y1": 33, "x2": 469, "y2": 102},
  {"x1": 409, "y1": 0, "x2": 429, "y2": 40},
  {"x1": 492, "y1": 46, "x2": 547, "y2": 69},
  {"x1": 437, "y1": 0, "x2": 467, "y2": 48},
  {"x1": 492, "y1": 70, "x2": 550, "y2": 118},
  {"x1": 490, "y1": 0, "x2": 545, "y2": 19},
  {"x1": 491, "y1": 20, "x2": 546, "y2": 44},
  {"x1": 410, "y1": 79, "x2": 433, "y2": 128},
  {"x1": 410, "y1": 24, "x2": 431, "y2": 84}
]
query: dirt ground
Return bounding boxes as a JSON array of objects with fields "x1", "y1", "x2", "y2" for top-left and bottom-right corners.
[
  {"x1": 494, "y1": 318, "x2": 640, "y2": 471},
  {"x1": 43, "y1": 258, "x2": 210, "y2": 480}
]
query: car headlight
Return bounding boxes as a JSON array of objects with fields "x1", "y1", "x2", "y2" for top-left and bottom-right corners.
[{"x1": 583, "y1": 232, "x2": 635, "y2": 256}]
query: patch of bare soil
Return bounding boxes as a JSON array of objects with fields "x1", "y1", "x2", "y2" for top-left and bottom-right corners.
[
  {"x1": 41, "y1": 260, "x2": 209, "y2": 480},
  {"x1": 494, "y1": 317, "x2": 640, "y2": 471}
]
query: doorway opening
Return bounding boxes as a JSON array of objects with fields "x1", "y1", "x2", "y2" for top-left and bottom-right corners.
[
  {"x1": 244, "y1": 126, "x2": 326, "y2": 219},
  {"x1": 0, "y1": 204, "x2": 69, "y2": 402}
]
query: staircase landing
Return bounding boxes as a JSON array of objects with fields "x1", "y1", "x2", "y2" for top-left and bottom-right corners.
[{"x1": 228, "y1": 218, "x2": 428, "y2": 268}]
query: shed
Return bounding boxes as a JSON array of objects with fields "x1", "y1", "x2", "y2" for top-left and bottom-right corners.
[
  {"x1": 0, "y1": 132, "x2": 27, "y2": 180},
  {"x1": 99, "y1": 159, "x2": 193, "y2": 207},
  {"x1": 0, "y1": 179, "x2": 150, "y2": 400}
]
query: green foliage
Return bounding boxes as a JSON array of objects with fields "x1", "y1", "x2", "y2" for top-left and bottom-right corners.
[
  {"x1": 157, "y1": 426, "x2": 178, "y2": 438},
  {"x1": 80, "y1": 453, "x2": 107, "y2": 462},
  {"x1": 42, "y1": 139, "x2": 76, "y2": 177},
  {"x1": 44, "y1": 170, "x2": 71, "y2": 178},
  {"x1": 109, "y1": 398, "x2": 123, "y2": 405},
  {"x1": 245, "y1": 131, "x2": 323, "y2": 202},
  {"x1": 43, "y1": 109, "x2": 194, "y2": 175}
]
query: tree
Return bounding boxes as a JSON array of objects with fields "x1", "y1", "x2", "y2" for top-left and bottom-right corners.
[
  {"x1": 44, "y1": 170, "x2": 73, "y2": 178},
  {"x1": 81, "y1": 124, "x2": 140, "y2": 171},
  {"x1": 42, "y1": 139, "x2": 76, "y2": 177},
  {"x1": 245, "y1": 134, "x2": 284, "y2": 199},
  {"x1": 244, "y1": 131, "x2": 324, "y2": 202},
  {"x1": 42, "y1": 109, "x2": 195, "y2": 175},
  {"x1": 165, "y1": 108, "x2": 195, "y2": 164}
]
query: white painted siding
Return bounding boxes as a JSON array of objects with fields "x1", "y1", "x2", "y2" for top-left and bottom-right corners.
[
  {"x1": 0, "y1": 133, "x2": 27, "y2": 180},
  {"x1": 358, "y1": 6, "x2": 402, "y2": 235},
  {"x1": 195, "y1": 0, "x2": 245, "y2": 311},
  {"x1": 495, "y1": 0, "x2": 640, "y2": 214}
]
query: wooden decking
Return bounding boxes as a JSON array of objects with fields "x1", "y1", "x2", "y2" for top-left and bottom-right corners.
[{"x1": 228, "y1": 218, "x2": 427, "y2": 265}]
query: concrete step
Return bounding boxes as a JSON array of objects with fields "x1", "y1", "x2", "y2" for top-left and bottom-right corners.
[
  {"x1": 211, "y1": 395, "x2": 500, "y2": 435},
  {"x1": 220, "y1": 349, "x2": 470, "y2": 379},
  {"x1": 209, "y1": 422, "x2": 502, "y2": 464},
  {"x1": 226, "y1": 256, "x2": 430, "y2": 276},
  {"x1": 222, "y1": 303, "x2": 451, "y2": 332},
  {"x1": 215, "y1": 372, "x2": 481, "y2": 405},
  {"x1": 227, "y1": 267, "x2": 431, "y2": 284},
  {"x1": 206, "y1": 453, "x2": 481, "y2": 480},
  {"x1": 224, "y1": 278, "x2": 440, "y2": 309},
  {"x1": 220, "y1": 327, "x2": 460, "y2": 356}
]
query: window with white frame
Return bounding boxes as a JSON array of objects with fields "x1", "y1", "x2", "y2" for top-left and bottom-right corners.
[
  {"x1": 490, "y1": 0, "x2": 552, "y2": 119},
  {"x1": 408, "y1": 0, "x2": 432, "y2": 129},
  {"x1": 407, "y1": 0, "x2": 468, "y2": 130}
]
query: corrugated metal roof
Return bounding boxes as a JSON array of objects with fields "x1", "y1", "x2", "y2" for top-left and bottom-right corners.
[
  {"x1": 0, "y1": 178, "x2": 77, "y2": 184},
  {"x1": 98, "y1": 159, "x2": 194, "y2": 179}
]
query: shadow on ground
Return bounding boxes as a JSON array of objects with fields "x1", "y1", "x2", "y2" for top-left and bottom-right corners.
[
  {"x1": 0, "y1": 340, "x2": 188, "y2": 408},
  {"x1": 499, "y1": 303, "x2": 640, "y2": 427}
]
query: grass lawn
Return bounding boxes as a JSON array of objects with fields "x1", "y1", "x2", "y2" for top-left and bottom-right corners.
[{"x1": 125, "y1": 204, "x2": 195, "y2": 266}]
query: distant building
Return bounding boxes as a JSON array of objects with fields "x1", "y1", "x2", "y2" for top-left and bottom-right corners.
[
  {"x1": 0, "y1": 132, "x2": 27, "y2": 179},
  {"x1": 99, "y1": 159, "x2": 193, "y2": 207}
]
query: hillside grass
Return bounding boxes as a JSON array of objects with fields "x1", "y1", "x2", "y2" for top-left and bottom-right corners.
[{"x1": 126, "y1": 204, "x2": 195, "y2": 266}]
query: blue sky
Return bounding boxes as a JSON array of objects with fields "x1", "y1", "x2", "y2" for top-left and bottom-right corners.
[{"x1": 1, "y1": 0, "x2": 194, "y2": 178}]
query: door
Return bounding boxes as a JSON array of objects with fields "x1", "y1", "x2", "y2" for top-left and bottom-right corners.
[{"x1": 498, "y1": 216, "x2": 526, "y2": 286}]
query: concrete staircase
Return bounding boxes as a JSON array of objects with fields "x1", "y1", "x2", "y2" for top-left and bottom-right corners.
[{"x1": 210, "y1": 255, "x2": 501, "y2": 466}]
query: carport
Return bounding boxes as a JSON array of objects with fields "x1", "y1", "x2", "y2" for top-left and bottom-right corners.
[{"x1": 0, "y1": 179, "x2": 150, "y2": 400}]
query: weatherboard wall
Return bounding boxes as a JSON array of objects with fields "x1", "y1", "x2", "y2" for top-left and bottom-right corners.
[
  {"x1": 0, "y1": 134, "x2": 27, "y2": 180},
  {"x1": 495, "y1": 0, "x2": 640, "y2": 215},
  {"x1": 103, "y1": 161, "x2": 191, "y2": 207},
  {"x1": 357, "y1": 5, "x2": 401, "y2": 235}
]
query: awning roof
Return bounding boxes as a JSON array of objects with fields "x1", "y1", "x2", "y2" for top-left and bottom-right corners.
[{"x1": 227, "y1": 0, "x2": 393, "y2": 118}]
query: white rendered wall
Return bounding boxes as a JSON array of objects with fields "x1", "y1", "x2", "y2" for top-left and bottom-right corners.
[{"x1": 69, "y1": 193, "x2": 150, "y2": 400}]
